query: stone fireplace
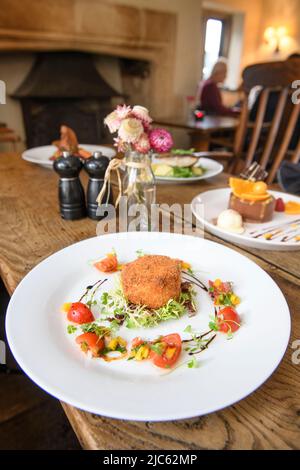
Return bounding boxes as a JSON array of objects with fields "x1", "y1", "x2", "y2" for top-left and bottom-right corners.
[
  {"x1": 0, "y1": 0, "x2": 177, "y2": 117},
  {"x1": 11, "y1": 51, "x2": 126, "y2": 147}
]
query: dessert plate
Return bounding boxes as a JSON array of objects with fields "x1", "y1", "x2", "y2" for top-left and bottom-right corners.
[
  {"x1": 152, "y1": 155, "x2": 223, "y2": 184},
  {"x1": 22, "y1": 145, "x2": 116, "y2": 169},
  {"x1": 192, "y1": 188, "x2": 300, "y2": 251},
  {"x1": 6, "y1": 232, "x2": 290, "y2": 420}
]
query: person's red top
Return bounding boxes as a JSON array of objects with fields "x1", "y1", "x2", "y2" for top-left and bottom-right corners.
[{"x1": 198, "y1": 79, "x2": 238, "y2": 117}]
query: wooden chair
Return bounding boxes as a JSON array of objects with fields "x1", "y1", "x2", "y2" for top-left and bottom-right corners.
[{"x1": 202, "y1": 59, "x2": 300, "y2": 183}]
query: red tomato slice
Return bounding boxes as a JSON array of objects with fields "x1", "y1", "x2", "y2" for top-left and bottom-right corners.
[
  {"x1": 150, "y1": 333, "x2": 182, "y2": 369},
  {"x1": 94, "y1": 254, "x2": 118, "y2": 273},
  {"x1": 217, "y1": 307, "x2": 241, "y2": 333},
  {"x1": 67, "y1": 302, "x2": 94, "y2": 324},
  {"x1": 131, "y1": 337, "x2": 144, "y2": 348},
  {"x1": 76, "y1": 332, "x2": 104, "y2": 357}
]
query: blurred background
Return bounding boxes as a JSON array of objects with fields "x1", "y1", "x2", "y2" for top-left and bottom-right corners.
[{"x1": 0, "y1": 0, "x2": 299, "y2": 151}]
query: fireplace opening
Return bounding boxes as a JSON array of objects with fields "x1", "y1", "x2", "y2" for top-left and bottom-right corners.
[{"x1": 11, "y1": 51, "x2": 128, "y2": 148}]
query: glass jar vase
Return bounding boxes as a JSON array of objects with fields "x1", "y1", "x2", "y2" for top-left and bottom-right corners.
[{"x1": 123, "y1": 150, "x2": 156, "y2": 231}]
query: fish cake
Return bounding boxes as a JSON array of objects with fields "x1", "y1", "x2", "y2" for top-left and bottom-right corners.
[{"x1": 121, "y1": 255, "x2": 182, "y2": 309}]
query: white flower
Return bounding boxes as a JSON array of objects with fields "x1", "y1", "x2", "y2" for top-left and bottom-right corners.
[
  {"x1": 132, "y1": 105, "x2": 152, "y2": 125},
  {"x1": 104, "y1": 110, "x2": 121, "y2": 133},
  {"x1": 118, "y1": 118, "x2": 144, "y2": 143}
]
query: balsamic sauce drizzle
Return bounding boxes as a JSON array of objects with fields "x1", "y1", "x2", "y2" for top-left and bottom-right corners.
[
  {"x1": 78, "y1": 278, "x2": 107, "y2": 303},
  {"x1": 75, "y1": 271, "x2": 217, "y2": 358},
  {"x1": 182, "y1": 329, "x2": 213, "y2": 343},
  {"x1": 187, "y1": 333, "x2": 217, "y2": 356},
  {"x1": 180, "y1": 273, "x2": 217, "y2": 355},
  {"x1": 182, "y1": 271, "x2": 208, "y2": 292}
]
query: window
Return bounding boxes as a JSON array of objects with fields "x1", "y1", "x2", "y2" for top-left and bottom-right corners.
[
  {"x1": 202, "y1": 11, "x2": 232, "y2": 79},
  {"x1": 203, "y1": 19, "x2": 223, "y2": 79}
]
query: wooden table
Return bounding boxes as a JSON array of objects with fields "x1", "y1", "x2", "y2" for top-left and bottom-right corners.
[
  {"x1": 0, "y1": 152, "x2": 299, "y2": 450},
  {"x1": 154, "y1": 116, "x2": 238, "y2": 151}
]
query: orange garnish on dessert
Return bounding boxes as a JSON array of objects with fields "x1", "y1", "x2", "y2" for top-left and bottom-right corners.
[
  {"x1": 284, "y1": 201, "x2": 300, "y2": 215},
  {"x1": 229, "y1": 177, "x2": 269, "y2": 201}
]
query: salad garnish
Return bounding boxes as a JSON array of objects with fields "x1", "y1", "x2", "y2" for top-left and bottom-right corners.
[
  {"x1": 59, "y1": 251, "x2": 242, "y2": 371},
  {"x1": 99, "y1": 279, "x2": 197, "y2": 329},
  {"x1": 208, "y1": 279, "x2": 240, "y2": 307}
]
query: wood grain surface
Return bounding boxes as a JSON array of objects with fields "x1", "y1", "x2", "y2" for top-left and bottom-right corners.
[{"x1": 0, "y1": 153, "x2": 299, "y2": 450}]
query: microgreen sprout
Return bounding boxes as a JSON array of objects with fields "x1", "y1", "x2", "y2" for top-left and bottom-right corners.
[
  {"x1": 187, "y1": 356, "x2": 199, "y2": 368},
  {"x1": 136, "y1": 249, "x2": 145, "y2": 258},
  {"x1": 183, "y1": 324, "x2": 216, "y2": 367},
  {"x1": 81, "y1": 322, "x2": 111, "y2": 338}
]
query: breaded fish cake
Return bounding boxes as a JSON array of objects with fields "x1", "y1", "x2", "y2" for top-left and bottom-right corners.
[{"x1": 121, "y1": 255, "x2": 181, "y2": 309}]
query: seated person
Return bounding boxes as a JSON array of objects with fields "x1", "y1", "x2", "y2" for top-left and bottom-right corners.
[{"x1": 196, "y1": 59, "x2": 240, "y2": 117}]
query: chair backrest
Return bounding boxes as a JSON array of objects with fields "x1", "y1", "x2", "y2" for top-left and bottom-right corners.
[
  {"x1": 231, "y1": 85, "x2": 300, "y2": 183},
  {"x1": 242, "y1": 58, "x2": 300, "y2": 91}
]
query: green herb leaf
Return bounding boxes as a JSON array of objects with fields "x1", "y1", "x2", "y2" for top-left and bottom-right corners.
[
  {"x1": 101, "y1": 292, "x2": 109, "y2": 305},
  {"x1": 208, "y1": 321, "x2": 219, "y2": 331},
  {"x1": 109, "y1": 319, "x2": 120, "y2": 331},
  {"x1": 184, "y1": 325, "x2": 193, "y2": 334},
  {"x1": 150, "y1": 342, "x2": 165, "y2": 356},
  {"x1": 187, "y1": 357, "x2": 199, "y2": 368},
  {"x1": 81, "y1": 322, "x2": 110, "y2": 337},
  {"x1": 67, "y1": 325, "x2": 77, "y2": 334}
]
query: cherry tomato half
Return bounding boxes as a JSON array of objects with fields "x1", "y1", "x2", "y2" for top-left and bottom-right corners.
[
  {"x1": 67, "y1": 302, "x2": 94, "y2": 324},
  {"x1": 217, "y1": 307, "x2": 241, "y2": 333},
  {"x1": 150, "y1": 333, "x2": 182, "y2": 369},
  {"x1": 94, "y1": 254, "x2": 118, "y2": 273},
  {"x1": 131, "y1": 337, "x2": 144, "y2": 349},
  {"x1": 76, "y1": 332, "x2": 104, "y2": 357}
]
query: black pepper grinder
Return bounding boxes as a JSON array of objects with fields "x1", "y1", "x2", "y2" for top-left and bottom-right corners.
[
  {"x1": 84, "y1": 151, "x2": 113, "y2": 220},
  {"x1": 53, "y1": 151, "x2": 86, "y2": 220}
]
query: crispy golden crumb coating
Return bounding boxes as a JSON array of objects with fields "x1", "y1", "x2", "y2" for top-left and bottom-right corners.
[{"x1": 121, "y1": 255, "x2": 182, "y2": 309}]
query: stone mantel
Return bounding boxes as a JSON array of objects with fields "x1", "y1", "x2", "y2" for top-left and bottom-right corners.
[{"x1": 0, "y1": 0, "x2": 177, "y2": 116}]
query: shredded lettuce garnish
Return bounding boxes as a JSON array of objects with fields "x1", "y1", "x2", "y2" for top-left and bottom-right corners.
[{"x1": 99, "y1": 278, "x2": 197, "y2": 329}]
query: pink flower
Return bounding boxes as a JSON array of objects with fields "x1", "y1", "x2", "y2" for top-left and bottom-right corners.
[
  {"x1": 132, "y1": 105, "x2": 152, "y2": 127},
  {"x1": 116, "y1": 104, "x2": 132, "y2": 119},
  {"x1": 118, "y1": 118, "x2": 144, "y2": 143},
  {"x1": 113, "y1": 136, "x2": 127, "y2": 152},
  {"x1": 149, "y1": 128, "x2": 173, "y2": 153},
  {"x1": 104, "y1": 110, "x2": 121, "y2": 133},
  {"x1": 134, "y1": 132, "x2": 151, "y2": 153}
]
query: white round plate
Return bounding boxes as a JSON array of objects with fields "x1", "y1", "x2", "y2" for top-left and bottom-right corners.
[
  {"x1": 152, "y1": 155, "x2": 223, "y2": 184},
  {"x1": 22, "y1": 145, "x2": 116, "y2": 169},
  {"x1": 192, "y1": 188, "x2": 300, "y2": 251},
  {"x1": 6, "y1": 232, "x2": 290, "y2": 421}
]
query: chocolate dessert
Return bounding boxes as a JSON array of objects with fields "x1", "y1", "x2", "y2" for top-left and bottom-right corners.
[
  {"x1": 228, "y1": 170, "x2": 275, "y2": 223},
  {"x1": 229, "y1": 193, "x2": 276, "y2": 223}
]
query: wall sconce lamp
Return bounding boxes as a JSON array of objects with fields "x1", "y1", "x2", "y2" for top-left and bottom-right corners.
[{"x1": 264, "y1": 26, "x2": 288, "y2": 54}]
